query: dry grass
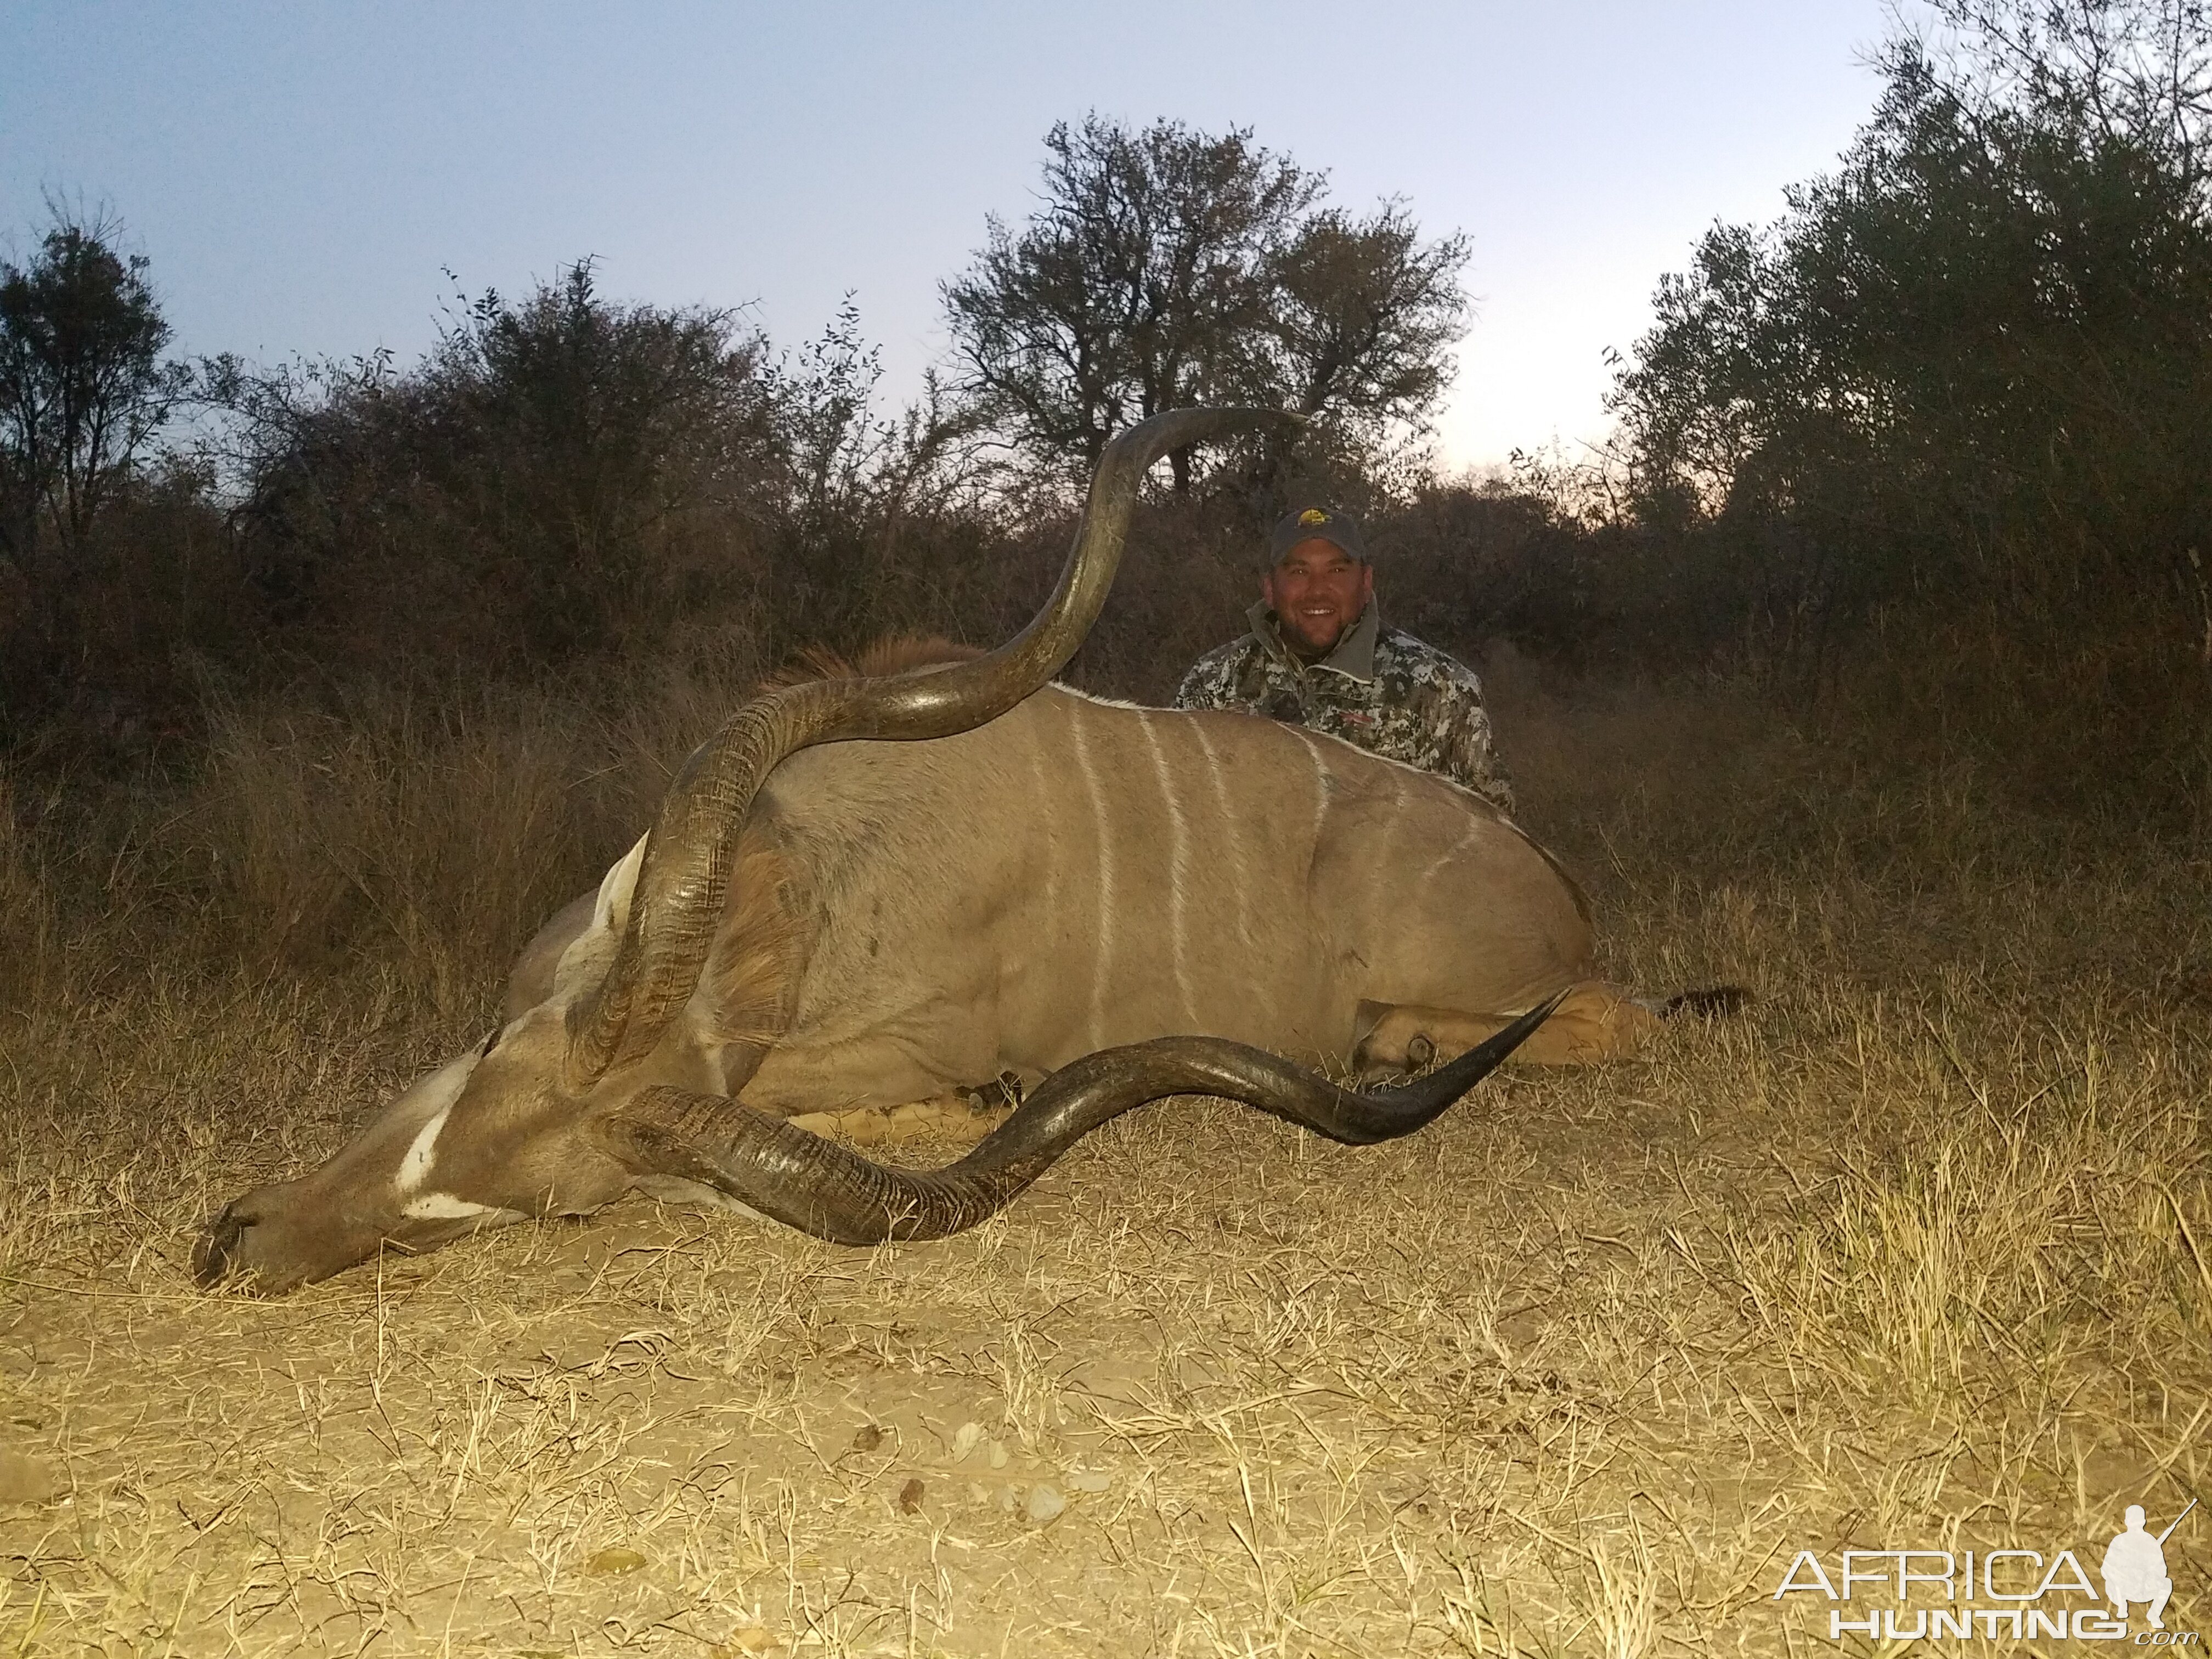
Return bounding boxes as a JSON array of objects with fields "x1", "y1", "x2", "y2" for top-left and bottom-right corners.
[{"x1": 3, "y1": 661, "x2": 2210, "y2": 1656}]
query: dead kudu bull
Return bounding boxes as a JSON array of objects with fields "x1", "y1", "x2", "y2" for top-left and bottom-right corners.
[{"x1": 195, "y1": 407, "x2": 1671, "y2": 1294}]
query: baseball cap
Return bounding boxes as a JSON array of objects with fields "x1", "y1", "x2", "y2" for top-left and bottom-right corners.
[{"x1": 1268, "y1": 504, "x2": 1368, "y2": 565}]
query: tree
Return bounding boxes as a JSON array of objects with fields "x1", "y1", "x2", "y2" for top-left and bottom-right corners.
[
  {"x1": 1609, "y1": 0, "x2": 2212, "y2": 670},
  {"x1": 1915, "y1": 0, "x2": 2212, "y2": 183},
  {"x1": 944, "y1": 116, "x2": 1315, "y2": 490},
  {"x1": 1255, "y1": 201, "x2": 1471, "y2": 468},
  {"x1": 436, "y1": 259, "x2": 780, "y2": 651},
  {"x1": 207, "y1": 266, "x2": 1002, "y2": 670},
  {"x1": 943, "y1": 115, "x2": 1469, "y2": 492},
  {"x1": 0, "y1": 208, "x2": 190, "y2": 577},
  {"x1": 213, "y1": 261, "x2": 783, "y2": 662}
]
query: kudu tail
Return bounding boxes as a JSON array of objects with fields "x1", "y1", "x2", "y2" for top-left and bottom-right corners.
[{"x1": 1657, "y1": 985, "x2": 1754, "y2": 1020}]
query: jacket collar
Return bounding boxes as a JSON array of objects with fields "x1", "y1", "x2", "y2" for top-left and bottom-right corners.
[{"x1": 1245, "y1": 596, "x2": 1380, "y2": 684}]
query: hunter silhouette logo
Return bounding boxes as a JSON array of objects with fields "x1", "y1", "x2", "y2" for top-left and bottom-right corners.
[
  {"x1": 1770, "y1": 1497, "x2": 2199, "y2": 1643},
  {"x1": 2105, "y1": 1500, "x2": 2194, "y2": 1630}
]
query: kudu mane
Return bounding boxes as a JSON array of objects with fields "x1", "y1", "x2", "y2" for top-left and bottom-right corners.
[{"x1": 762, "y1": 636, "x2": 987, "y2": 691}]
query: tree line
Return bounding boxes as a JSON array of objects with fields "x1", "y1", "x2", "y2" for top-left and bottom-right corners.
[
  {"x1": 0, "y1": 116, "x2": 1477, "y2": 747},
  {"x1": 8, "y1": 3, "x2": 2212, "y2": 816},
  {"x1": 1609, "y1": 0, "x2": 2212, "y2": 682}
]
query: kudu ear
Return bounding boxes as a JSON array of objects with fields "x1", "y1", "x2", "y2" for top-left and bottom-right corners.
[{"x1": 586, "y1": 993, "x2": 1567, "y2": 1247}]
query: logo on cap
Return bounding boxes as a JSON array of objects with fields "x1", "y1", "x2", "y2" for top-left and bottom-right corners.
[{"x1": 1299, "y1": 508, "x2": 1330, "y2": 526}]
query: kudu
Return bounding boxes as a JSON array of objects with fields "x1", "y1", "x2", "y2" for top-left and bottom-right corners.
[{"x1": 194, "y1": 407, "x2": 1651, "y2": 1294}]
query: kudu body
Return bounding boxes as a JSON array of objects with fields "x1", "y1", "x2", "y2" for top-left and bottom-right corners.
[{"x1": 195, "y1": 408, "x2": 1646, "y2": 1293}]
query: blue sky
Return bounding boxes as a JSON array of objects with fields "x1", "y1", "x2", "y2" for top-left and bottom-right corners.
[{"x1": 2, "y1": 1, "x2": 1896, "y2": 469}]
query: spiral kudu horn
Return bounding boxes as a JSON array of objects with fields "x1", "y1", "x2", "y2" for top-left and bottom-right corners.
[
  {"x1": 588, "y1": 994, "x2": 1566, "y2": 1245},
  {"x1": 565, "y1": 406, "x2": 1294, "y2": 1084}
]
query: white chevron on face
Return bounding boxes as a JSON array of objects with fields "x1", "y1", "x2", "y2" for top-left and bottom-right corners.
[
  {"x1": 391, "y1": 1054, "x2": 478, "y2": 1196},
  {"x1": 400, "y1": 1192, "x2": 521, "y2": 1222}
]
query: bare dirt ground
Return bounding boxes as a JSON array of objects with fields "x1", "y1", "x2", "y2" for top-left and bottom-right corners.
[{"x1": 3, "y1": 673, "x2": 2209, "y2": 1655}]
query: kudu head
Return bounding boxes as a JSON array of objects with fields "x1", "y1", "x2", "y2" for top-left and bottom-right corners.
[{"x1": 193, "y1": 408, "x2": 1296, "y2": 1293}]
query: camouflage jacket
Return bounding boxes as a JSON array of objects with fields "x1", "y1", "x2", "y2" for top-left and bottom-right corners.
[{"x1": 1173, "y1": 601, "x2": 1516, "y2": 814}]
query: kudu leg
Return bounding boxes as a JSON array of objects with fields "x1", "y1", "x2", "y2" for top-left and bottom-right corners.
[
  {"x1": 1352, "y1": 980, "x2": 1661, "y2": 1082},
  {"x1": 788, "y1": 1085, "x2": 1017, "y2": 1148}
]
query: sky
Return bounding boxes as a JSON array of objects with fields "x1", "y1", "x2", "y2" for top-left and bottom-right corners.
[{"x1": 1, "y1": 1, "x2": 1898, "y2": 472}]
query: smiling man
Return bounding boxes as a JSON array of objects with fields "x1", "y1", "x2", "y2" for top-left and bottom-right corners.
[{"x1": 1174, "y1": 505, "x2": 1515, "y2": 814}]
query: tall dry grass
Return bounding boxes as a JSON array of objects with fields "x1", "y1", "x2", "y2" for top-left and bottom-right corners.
[
  {"x1": 1, "y1": 654, "x2": 2209, "y2": 1655},
  {"x1": 0, "y1": 777, "x2": 59, "y2": 1019},
  {"x1": 8, "y1": 654, "x2": 780, "y2": 1018}
]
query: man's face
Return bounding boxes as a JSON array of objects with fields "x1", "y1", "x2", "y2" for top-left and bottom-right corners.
[{"x1": 1264, "y1": 538, "x2": 1374, "y2": 656}]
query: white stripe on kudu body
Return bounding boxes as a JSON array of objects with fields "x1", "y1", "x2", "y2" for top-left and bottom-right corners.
[
  {"x1": 1186, "y1": 715, "x2": 1257, "y2": 958},
  {"x1": 1296, "y1": 730, "x2": 1332, "y2": 852},
  {"x1": 731, "y1": 685, "x2": 1594, "y2": 1116},
  {"x1": 1419, "y1": 815, "x2": 1485, "y2": 891},
  {"x1": 1024, "y1": 699, "x2": 1060, "y2": 960},
  {"x1": 1138, "y1": 712, "x2": 1197, "y2": 1024},
  {"x1": 1068, "y1": 698, "x2": 1116, "y2": 1049}
]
